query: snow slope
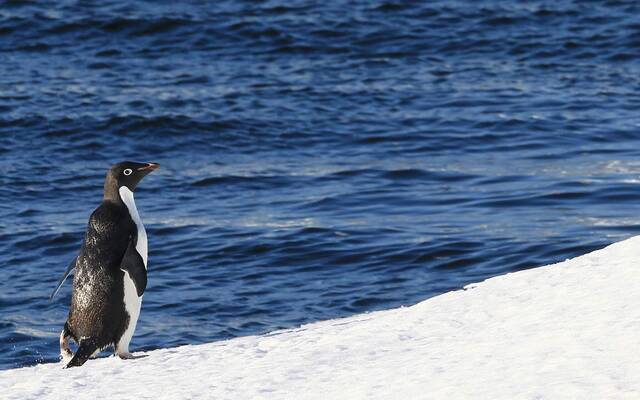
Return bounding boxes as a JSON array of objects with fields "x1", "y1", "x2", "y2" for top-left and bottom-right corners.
[{"x1": 3, "y1": 236, "x2": 640, "y2": 399}]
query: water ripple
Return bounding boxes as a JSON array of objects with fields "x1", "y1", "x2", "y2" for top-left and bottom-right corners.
[{"x1": 1, "y1": 0, "x2": 640, "y2": 371}]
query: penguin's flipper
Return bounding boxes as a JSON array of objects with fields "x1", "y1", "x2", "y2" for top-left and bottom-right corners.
[
  {"x1": 120, "y1": 239, "x2": 147, "y2": 297},
  {"x1": 49, "y1": 257, "x2": 77, "y2": 300}
]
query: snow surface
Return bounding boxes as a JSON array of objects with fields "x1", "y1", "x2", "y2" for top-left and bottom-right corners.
[{"x1": 4, "y1": 236, "x2": 640, "y2": 399}]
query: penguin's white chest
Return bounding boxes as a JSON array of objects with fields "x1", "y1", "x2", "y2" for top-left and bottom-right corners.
[
  {"x1": 119, "y1": 186, "x2": 148, "y2": 268},
  {"x1": 117, "y1": 187, "x2": 146, "y2": 352}
]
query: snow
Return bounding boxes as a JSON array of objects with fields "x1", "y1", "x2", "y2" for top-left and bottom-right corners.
[{"x1": 4, "y1": 236, "x2": 640, "y2": 399}]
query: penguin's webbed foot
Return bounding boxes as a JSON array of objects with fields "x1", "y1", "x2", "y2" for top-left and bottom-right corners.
[
  {"x1": 64, "y1": 337, "x2": 98, "y2": 368},
  {"x1": 117, "y1": 352, "x2": 147, "y2": 360},
  {"x1": 59, "y1": 325, "x2": 74, "y2": 365}
]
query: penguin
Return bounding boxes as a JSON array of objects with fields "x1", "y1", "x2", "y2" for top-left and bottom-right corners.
[{"x1": 52, "y1": 161, "x2": 159, "y2": 368}]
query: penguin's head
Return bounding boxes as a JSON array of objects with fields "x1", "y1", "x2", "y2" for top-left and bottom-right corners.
[{"x1": 104, "y1": 161, "x2": 160, "y2": 200}]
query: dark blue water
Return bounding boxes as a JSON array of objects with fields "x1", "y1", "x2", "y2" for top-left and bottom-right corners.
[{"x1": 2, "y1": 0, "x2": 640, "y2": 370}]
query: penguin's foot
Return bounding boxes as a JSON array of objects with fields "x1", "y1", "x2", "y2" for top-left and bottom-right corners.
[
  {"x1": 61, "y1": 350, "x2": 74, "y2": 365},
  {"x1": 65, "y1": 338, "x2": 98, "y2": 368},
  {"x1": 59, "y1": 328, "x2": 74, "y2": 364},
  {"x1": 117, "y1": 352, "x2": 147, "y2": 360}
]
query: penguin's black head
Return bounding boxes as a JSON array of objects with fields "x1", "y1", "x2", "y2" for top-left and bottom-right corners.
[{"x1": 104, "y1": 161, "x2": 160, "y2": 200}]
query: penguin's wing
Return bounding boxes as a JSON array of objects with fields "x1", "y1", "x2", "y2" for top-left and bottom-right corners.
[
  {"x1": 120, "y1": 236, "x2": 147, "y2": 297},
  {"x1": 49, "y1": 257, "x2": 77, "y2": 300}
]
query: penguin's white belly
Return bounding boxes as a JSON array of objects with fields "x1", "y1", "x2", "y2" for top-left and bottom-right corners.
[
  {"x1": 117, "y1": 186, "x2": 148, "y2": 353},
  {"x1": 118, "y1": 270, "x2": 141, "y2": 352}
]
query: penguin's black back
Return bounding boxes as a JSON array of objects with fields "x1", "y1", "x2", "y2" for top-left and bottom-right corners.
[{"x1": 67, "y1": 199, "x2": 136, "y2": 349}]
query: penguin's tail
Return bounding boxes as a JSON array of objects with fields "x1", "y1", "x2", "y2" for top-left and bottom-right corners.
[{"x1": 64, "y1": 337, "x2": 98, "y2": 368}]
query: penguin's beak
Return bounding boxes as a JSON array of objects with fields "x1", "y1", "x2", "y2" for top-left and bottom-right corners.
[{"x1": 138, "y1": 163, "x2": 160, "y2": 172}]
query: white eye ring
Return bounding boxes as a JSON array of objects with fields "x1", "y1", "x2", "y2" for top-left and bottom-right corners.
[{"x1": 123, "y1": 168, "x2": 133, "y2": 176}]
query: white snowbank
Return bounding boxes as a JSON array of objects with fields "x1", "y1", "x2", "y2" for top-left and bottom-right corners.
[{"x1": 4, "y1": 236, "x2": 640, "y2": 399}]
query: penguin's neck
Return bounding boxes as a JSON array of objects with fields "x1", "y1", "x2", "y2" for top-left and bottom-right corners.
[{"x1": 103, "y1": 175, "x2": 123, "y2": 204}]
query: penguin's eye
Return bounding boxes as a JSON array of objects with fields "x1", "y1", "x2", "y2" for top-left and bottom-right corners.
[{"x1": 123, "y1": 168, "x2": 133, "y2": 176}]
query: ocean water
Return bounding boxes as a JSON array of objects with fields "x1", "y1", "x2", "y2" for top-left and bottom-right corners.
[{"x1": 2, "y1": 0, "x2": 640, "y2": 370}]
